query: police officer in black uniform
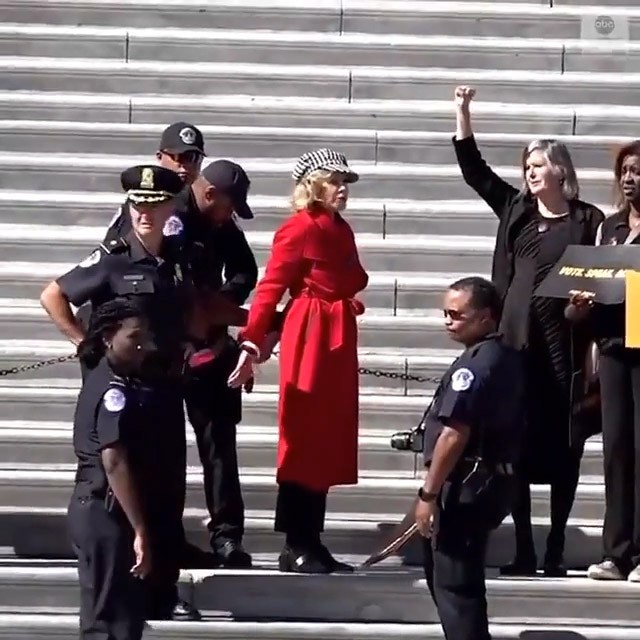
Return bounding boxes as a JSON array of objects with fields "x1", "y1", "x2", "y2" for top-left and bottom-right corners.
[
  {"x1": 415, "y1": 276, "x2": 526, "y2": 640},
  {"x1": 70, "y1": 298, "x2": 155, "y2": 640},
  {"x1": 103, "y1": 122, "x2": 258, "y2": 569},
  {"x1": 40, "y1": 164, "x2": 201, "y2": 621}
]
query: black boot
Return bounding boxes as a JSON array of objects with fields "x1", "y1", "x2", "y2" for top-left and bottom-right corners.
[
  {"x1": 278, "y1": 545, "x2": 329, "y2": 574},
  {"x1": 315, "y1": 542, "x2": 354, "y2": 573}
]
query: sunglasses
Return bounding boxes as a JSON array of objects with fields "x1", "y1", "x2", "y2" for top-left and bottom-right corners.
[{"x1": 160, "y1": 150, "x2": 203, "y2": 164}]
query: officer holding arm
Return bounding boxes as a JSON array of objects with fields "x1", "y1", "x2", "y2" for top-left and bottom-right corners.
[
  {"x1": 40, "y1": 165, "x2": 201, "y2": 621},
  {"x1": 104, "y1": 125, "x2": 260, "y2": 568},
  {"x1": 416, "y1": 276, "x2": 526, "y2": 640}
]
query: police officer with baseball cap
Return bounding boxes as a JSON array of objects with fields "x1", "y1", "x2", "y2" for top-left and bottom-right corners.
[
  {"x1": 41, "y1": 164, "x2": 202, "y2": 622},
  {"x1": 103, "y1": 123, "x2": 259, "y2": 569}
]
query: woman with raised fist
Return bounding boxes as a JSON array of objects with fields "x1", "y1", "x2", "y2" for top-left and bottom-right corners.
[{"x1": 452, "y1": 86, "x2": 603, "y2": 577}]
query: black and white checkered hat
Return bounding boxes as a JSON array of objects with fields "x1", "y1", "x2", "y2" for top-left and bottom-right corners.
[{"x1": 292, "y1": 148, "x2": 359, "y2": 184}]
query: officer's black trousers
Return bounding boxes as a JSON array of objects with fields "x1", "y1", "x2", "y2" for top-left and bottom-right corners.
[
  {"x1": 510, "y1": 447, "x2": 582, "y2": 563},
  {"x1": 423, "y1": 478, "x2": 513, "y2": 640},
  {"x1": 274, "y1": 481, "x2": 327, "y2": 549},
  {"x1": 68, "y1": 495, "x2": 145, "y2": 640},
  {"x1": 185, "y1": 349, "x2": 245, "y2": 550},
  {"x1": 143, "y1": 386, "x2": 186, "y2": 617},
  {"x1": 599, "y1": 351, "x2": 640, "y2": 570}
]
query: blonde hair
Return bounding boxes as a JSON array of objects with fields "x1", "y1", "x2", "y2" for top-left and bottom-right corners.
[
  {"x1": 291, "y1": 169, "x2": 336, "y2": 213},
  {"x1": 521, "y1": 139, "x2": 580, "y2": 200}
]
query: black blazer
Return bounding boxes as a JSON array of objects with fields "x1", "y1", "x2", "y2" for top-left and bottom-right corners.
[{"x1": 452, "y1": 135, "x2": 604, "y2": 302}]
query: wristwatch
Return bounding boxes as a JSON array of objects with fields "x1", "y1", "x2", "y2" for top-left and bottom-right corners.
[{"x1": 418, "y1": 487, "x2": 437, "y2": 503}]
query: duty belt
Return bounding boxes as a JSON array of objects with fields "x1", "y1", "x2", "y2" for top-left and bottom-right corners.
[{"x1": 456, "y1": 458, "x2": 515, "y2": 477}]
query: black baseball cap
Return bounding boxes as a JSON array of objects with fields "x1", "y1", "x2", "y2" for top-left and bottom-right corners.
[
  {"x1": 159, "y1": 121, "x2": 205, "y2": 155},
  {"x1": 120, "y1": 165, "x2": 183, "y2": 204},
  {"x1": 201, "y1": 159, "x2": 253, "y2": 220}
]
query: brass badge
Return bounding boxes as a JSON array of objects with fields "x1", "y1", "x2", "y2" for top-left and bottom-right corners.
[{"x1": 140, "y1": 167, "x2": 155, "y2": 189}]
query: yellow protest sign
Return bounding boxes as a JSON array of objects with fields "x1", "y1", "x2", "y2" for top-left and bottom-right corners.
[{"x1": 625, "y1": 270, "x2": 640, "y2": 348}]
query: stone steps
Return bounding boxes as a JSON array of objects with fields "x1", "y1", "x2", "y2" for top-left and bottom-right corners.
[
  {"x1": 0, "y1": 561, "x2": 638, "y2": 624},
  {"x1": 0, "y1": 266, "x2": 481, "y2": 316},
  {"x1": 0, "y1": 152, "x2": 616, "y2": 205},
  {"x1": 0, "y1": 505, "x2": 605, "y2": 567},
  {"x1": 0, "y1": 121, "x2": 633, "y2": 169},
  {"x1": 3, "y1": 57, "x2": 640, "y2": 104},
  {"x1": 0, "y1": 462, "x2": 608, "y2": 521},
  {"x1": 3, "y1": 24, "x2": 640, "y2": 74},
  {"x1": 0, "y1": 221, "x2": 496, "y2": 272},
  {"x1": 1, "y1": 92, "x2": 636, "y2": 136},
  {"x1": 0, "y1": 419, "x2": 605, "y2": 476},
  {"x1": 2, "y1": 0, "x2": 640, "y2": 39},
  {"x1": 1, "y1": 614, "x2": 638, "y2": 640},
  {"x1": 0, "y1": 191, "x2": 507, "y2": 237},
  {"x1": 0, "y1": 297, "x2": 447, "y2": 351}
]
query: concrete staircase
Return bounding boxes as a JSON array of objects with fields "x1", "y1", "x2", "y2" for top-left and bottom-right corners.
[{"x1": 0, "y1": 0, "x2": 639, "y2": 637}]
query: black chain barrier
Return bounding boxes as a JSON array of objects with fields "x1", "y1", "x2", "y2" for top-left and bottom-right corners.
[
  {"x1": 357, "y1": 366, "x2": 440, "y2": 385},
  {"x1": 0, "y1": 355, "x2": 441, "y2": 385},
  {"x1": 0, "y1": 354, "x2": 77, "y2": 378}
]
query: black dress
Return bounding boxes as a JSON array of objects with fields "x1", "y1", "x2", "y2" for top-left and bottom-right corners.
[{"x1": 501, "y1": 213, "x2": 575, "y2": 482}]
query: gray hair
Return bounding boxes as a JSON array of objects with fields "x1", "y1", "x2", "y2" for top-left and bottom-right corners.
[{"x1": 521, "y1": 139, "x2": 580, "y2": 200}]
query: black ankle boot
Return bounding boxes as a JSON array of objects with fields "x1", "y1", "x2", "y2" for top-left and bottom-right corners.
[
  {"x1": 315, "y1": 543, "x2": 354, "y2": 573},
  {"x1": 278, "y1": 545, "x2": 329, "y2": 574}
]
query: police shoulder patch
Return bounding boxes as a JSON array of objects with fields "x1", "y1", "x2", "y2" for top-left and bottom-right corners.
[
  {"x1": 451, "y1": 367, "x2": 475, "y2": 392},
  {"x1": 102, "y1": 388, "x2": 126, "y2": 413},
  {"x1": 163, "y1": 214, "x2": 184, "y2": 237},
  {"x1": 78, "y1": 249, "x2": 102, "y2": 268}
]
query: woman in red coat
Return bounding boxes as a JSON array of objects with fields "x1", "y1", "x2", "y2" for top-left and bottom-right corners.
[{"x1": 228, "y1": 148, "x2": 369, "y2": 574}]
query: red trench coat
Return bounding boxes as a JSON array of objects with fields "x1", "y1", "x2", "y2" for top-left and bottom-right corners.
[{"x1": 241, "y1": 208, "x2": 369, "y2": 492}]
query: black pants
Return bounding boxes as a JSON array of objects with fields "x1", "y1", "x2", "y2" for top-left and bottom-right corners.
[
  {"x1": 274, "y1": 481, "x2": 328, "y2": 548},
  {"x1": 185, "y1": 342, "x2": 245, "y2": 550},
  {"x1": 136, "y1": 384, "x2": 185, "y2": 616},
  {"x1": 69, "y1": 496, "x2": 145, "y2": 640},
  {"x1": 423, "y1": 478, "x2": 513, "y2": 640},
  {"x1": 599, "y1": 351, "x2": 640, "y2": 570},
  {"x1": 510, "y1": 445, "x2": 582, "y2": 563}
]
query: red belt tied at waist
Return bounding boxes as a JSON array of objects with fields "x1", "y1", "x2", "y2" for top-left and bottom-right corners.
[{"x1": 287, "y1": 290, "x2": 365, "y2": 392}]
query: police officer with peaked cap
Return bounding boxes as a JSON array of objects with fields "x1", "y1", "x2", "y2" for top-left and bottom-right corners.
[
  {"x1": 415, "y1": 276, "x2": 526, "y2": 640},
  {"x1": 40, "y1": 164, "x2": 201, "y2": 621},
  {"x1": 104, "y1": 123, "x2": 259, "y2": 569}
]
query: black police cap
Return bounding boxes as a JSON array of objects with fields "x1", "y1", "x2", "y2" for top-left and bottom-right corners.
[
  {"x1": 159, "y1": 122, "x2": 205, "y2": 155},
  {"x1": 120, "y1": 165, "x2": 184, "y2": 205},
  {"x1": 201, "y1": 159, "x2": 254, "y2": 220}
]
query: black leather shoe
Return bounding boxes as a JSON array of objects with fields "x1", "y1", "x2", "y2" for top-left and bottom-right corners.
[
  {"x1": 180, "y1": 542, "x2": 220, "y2": 569},
  {"x1": 216, "y1": 541, "x2": 253, "y2": 568},
  {"x1": 316, "y1": 544, "x2": 354, "y2": 573},
  {"x1": 278, "y1": 546, "x2": 330, "y2": 574},
  {"x1": 500, "y1": 557, "x2": 537, "y2": 576},
  {"x1": 171, "y1": 599, "x2": 202, "y2": 621},
  {"x1": 543, "y1": 557, "x2": 567, "y2": 577}
]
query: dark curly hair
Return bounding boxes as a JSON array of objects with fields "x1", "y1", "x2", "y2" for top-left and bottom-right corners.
[{"x1": 76, "y1": 298, "x2": 143, "y2": 370}]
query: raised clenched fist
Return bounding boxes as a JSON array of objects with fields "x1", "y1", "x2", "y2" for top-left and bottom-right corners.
[{"x1": 454, "y1": 85, "x2": 476, "y2": 108}]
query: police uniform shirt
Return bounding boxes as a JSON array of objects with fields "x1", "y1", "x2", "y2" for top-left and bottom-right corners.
[
  {"x1": 104, "y1": 188, "x2": 258, "y2": 306},
  {"x1": 57, "y1": 232, "x2": 189, "y2": 349},
  {"x1": 422, "y1": 333, "x2": 525, "y2": 467},
  {"x1": 73, "y1": 357, "x2": 140, "y2": 498}
]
